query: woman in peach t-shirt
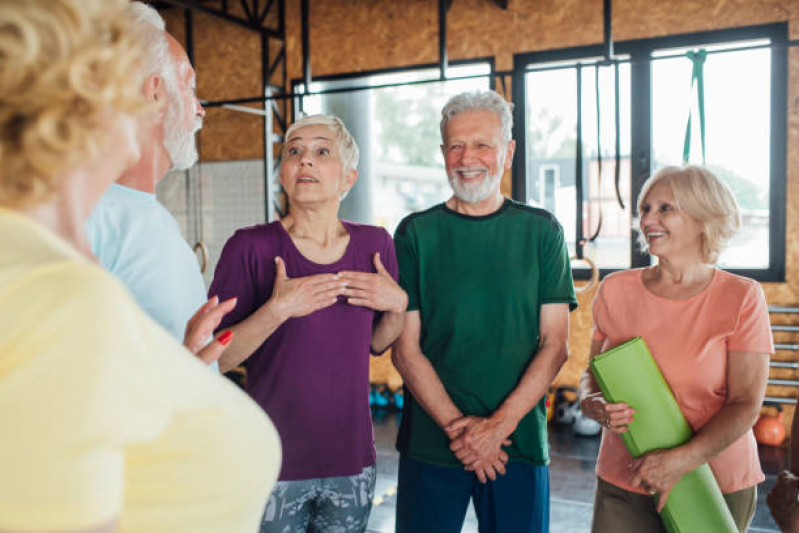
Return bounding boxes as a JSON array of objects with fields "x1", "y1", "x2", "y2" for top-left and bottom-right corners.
[{"x1": 580, "y1": 166, "x2": 773, "y2": 532}]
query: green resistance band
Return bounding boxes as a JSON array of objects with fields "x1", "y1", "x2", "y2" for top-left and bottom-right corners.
[{"x1": 682, "y1": 49, "x2": 707, "y2": 164}]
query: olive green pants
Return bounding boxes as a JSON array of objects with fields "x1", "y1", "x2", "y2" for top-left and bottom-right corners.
[{"x1": 591, "y1": 477, "x2": 756, "y2": 533}]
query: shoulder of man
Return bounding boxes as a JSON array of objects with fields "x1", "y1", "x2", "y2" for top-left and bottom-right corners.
[
  {"x1": 394, "y1": 203, "x2": 448, "y2": 239},
  {"x1": 502, "y1": 198, "x2": 564, "y2": 233}
]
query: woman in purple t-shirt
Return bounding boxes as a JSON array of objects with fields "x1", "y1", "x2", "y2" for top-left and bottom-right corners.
[{"x1": 210, "y1": 114, "x2": 407, "y2": 533}]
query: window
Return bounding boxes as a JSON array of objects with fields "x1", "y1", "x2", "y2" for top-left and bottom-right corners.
[
  {"x1": 293, "y1": 62, "x2": 491, "y2": 233},
  {"x1": 512, "y1": 24, "x2": 787, "y2": 280}
]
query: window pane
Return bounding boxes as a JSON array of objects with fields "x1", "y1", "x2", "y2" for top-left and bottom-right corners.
[
  {"x1": 525, "y1": 62, "x2": 631, "y2": 269},
  {"x1": 652, "y1": 44, "x2": 771, "y2": 269},
  {"x1": 295, "y1": 65, "x2": 490, "y2": 233}
]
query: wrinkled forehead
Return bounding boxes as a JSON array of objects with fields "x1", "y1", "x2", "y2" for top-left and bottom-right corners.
[{"x1": 286, "y1": 124, "x2": 338, "y2": 145}]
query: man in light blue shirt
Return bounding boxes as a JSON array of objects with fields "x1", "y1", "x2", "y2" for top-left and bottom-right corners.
[{"x1": 86, "y1": 2, "x2": 233, "y2": 368}]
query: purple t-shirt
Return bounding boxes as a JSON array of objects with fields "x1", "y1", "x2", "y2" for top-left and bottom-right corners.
[{"x1": 209, "y1": 220, "x2": 399, "y2": 481}]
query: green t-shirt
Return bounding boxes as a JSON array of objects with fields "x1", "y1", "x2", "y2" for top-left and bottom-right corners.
[{"x1": 394, "y1": 198, "x2": 577, "y2": 467}]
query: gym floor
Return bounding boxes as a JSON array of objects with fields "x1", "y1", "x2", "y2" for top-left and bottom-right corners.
[{"x1": 366, "y1": 410, "x2": 784, "y2": 532}]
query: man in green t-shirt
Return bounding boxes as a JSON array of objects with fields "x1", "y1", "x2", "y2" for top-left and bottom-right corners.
[{"x1": 392, "y1": 90, "x2": 577, "y2": 533}]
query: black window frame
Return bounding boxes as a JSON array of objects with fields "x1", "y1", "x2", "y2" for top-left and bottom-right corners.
[{"x1": 512, "y1": 23, "x2": 788, "y2": 282}]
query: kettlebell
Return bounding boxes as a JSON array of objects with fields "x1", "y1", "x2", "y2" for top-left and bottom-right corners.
[
  {"x1": 554, "y1": 386, "x2": 580, "y2": 426},
  {"x1": 546, "y1": 387, "x2": 556, "y2": 423},
  {"x1": 573, "y1": 408, "x2": 602, "y2": 437},
  {"x1": 753, "y1": 401, "x2": 786, "y2": 447}
]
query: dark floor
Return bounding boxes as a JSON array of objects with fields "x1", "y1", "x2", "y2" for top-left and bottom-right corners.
[{"x1": 366, "y1": 408, "x2": 786, "y2": 532}]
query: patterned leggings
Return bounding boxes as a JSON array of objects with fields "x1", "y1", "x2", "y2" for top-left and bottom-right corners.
[{"x1": 260, "y1": 465, "x2": 376, "y2": 533}]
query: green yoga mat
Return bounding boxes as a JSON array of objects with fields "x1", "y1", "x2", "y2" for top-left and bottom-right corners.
[{"x1": 589, "y1": 336, "x2": 737, "y2": 533}]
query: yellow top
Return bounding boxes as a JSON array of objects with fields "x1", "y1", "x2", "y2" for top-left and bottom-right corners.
[{"x1": 0, "y1": 208, "x2": 281, "y2": 532}]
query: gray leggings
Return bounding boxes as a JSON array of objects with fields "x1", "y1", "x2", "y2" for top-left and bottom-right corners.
[{"x1": 260, "y1": 465, "x2": 376, "y2": 533}]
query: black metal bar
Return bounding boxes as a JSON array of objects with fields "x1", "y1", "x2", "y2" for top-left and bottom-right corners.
[
  {"x1": 629, "y1": 47, "x2": 651, "y2": 268},
  {"x1": 203, "y1": 71, "x2": 497, "y2": 107},
  {"x1": 185, "y1": 8, "x2": 194, "y2": 66},
  {"x1": 159, "y1": 0, "x2": 280, "y2": 36},
  {"x1": 603, "y1": 0, "x2": 613, "y2": 60},
  {"x1": 222, "y1": 0, "x2": 228, "y2": 13},
  {"x1": 510, "y1": 56, "x2": 526, "y2": 202},
  {"x1": 261, "y1": 30, "x2": 271, "y2": 222},
  {"x1": 301, "y1": 0, "x2": 311, "y2": 90},
  {"x1": 259, "y1": 0, "x2": 276, "y2": 25},
  {"x1": 278, "y1": 0, "x2": 285, "y2": 38},
  {"x1": 239, "y1": 0, "x2": 253, "y2": 21},
  {"x1": 439, "y1": 0, "x2": 448, "y2": 80},
  {"x1": 613, "y1": 60, "x2": 624, "y2": 209},
  {"x1": 575, "y1": 65, "x2": 584, "y2": 258},
  {"x1": 268, "y1": 43, "x2": 284, "y2": 79},
  {"x1": 770, "y1": 28, "x2": 788, "y2": 282}
]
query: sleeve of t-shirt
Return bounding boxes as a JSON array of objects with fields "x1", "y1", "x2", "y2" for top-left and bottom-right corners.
[
  {"x1": 394, "y1": 218, "x2": 420, "y2": 312},
  {"x1": 592, "y1": 279, "x2": 610, "y2": 342},
  {"x1": 0, "y1": 263, "x2": 172, "y2": 530},
  {"x1": 209, "y1": 229, "x2": 264, "y2": 332},
  {"x1": 728, "y1": 280, "x2": 774, "y2": 354},
  {"x1": 540, "y1": 219, "x2": 578, "y2": 311}
]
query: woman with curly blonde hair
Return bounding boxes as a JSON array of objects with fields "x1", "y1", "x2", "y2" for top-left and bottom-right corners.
[{"x1": 0, "y1": 1, "x2": 280, "y2": 531}]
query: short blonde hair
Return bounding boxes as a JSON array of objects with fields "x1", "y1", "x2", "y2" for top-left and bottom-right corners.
[
  {"x1": 637, "y1": 165, "x2": 741, "y2": 264},
  {"x1": 0, "y1": 0, "x2": 147, "y2": 207},
  {"x1": 285, "y1": 114, "x2": 359, "y2": 175}
]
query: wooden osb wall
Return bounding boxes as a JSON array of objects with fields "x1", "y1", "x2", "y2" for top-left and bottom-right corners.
[{"x1": 160, "y1": 0, "x2": 799, "y2": 436}]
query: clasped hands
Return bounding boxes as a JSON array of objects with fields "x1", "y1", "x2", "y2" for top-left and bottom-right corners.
[
  {"x1": 269, "y1": 252, "x2": 406, "y2": 319},
  {"x1": 445, "y1": 415, "x2": 514, "y2": 484}
]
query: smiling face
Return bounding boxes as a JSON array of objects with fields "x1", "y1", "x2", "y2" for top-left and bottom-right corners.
[
  {"x1": 639, "y1": 181, "x2": 704, "y2": 261},
  {"x1": 442, "y1": 110, "x2": 514, "y2": 204},
  {"x1": 280, "y1": 124, "x2": 357, "y2": 206}
]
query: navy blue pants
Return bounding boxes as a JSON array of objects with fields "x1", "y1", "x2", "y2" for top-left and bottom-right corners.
[{"x1": 395, "y1": 455, "x2": 550, "y2": 533}]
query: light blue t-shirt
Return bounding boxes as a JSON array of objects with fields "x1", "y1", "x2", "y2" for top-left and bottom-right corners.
[{"x1": 85, "y1": 184, "x2": 218, "y2": 372}]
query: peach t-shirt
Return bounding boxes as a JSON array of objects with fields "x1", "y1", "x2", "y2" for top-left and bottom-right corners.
[{"x1": 592, "y1": 268, "x2": 773, "y2": 494}]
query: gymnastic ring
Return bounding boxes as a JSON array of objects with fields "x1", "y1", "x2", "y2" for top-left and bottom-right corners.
[
  {"x1": 193, "y1": 241, "x2": 209, "y2": 274},
  {"x1": 570, "y1": 254, "x2": 599, "y2": 294}
]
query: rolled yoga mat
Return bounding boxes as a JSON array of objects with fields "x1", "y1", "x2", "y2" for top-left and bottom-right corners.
[{"x1": 589, "y1": 336, "x2": 738, "y2": 533}]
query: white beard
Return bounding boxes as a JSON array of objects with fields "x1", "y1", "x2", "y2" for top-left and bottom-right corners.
[
  {"x1": 447, "y1": 166, "x2": 503, "y2": 204},
  {"x1": 163, "y1": 90, "x2": 202, "y2": 171}
]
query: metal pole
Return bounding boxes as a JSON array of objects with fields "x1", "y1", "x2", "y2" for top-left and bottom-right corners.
[
  {"x1": 438, "y1": 0, "x2": 448, "y2": 80},
  {"x1": 301, "y1": 0, "x2": 311, "y2": 90},
  {"x1": 603, "y1": 0, "x2": 613, "y2": 60}
]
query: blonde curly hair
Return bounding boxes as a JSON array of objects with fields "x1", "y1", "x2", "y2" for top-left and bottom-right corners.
[{"x1": 0, "y1": 0, "x2": 148, "y2": 207}]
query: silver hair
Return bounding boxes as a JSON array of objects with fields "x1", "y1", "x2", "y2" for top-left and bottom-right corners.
[
  {"x1": 285, "y1": 115, "x2": 359, "y2": 175},
  {"x1": 440, "y1": 90, "x2": 514, "y2": 146},
  {"x1": 126, "y1": 2, "x2": 176, "y2": 87}
]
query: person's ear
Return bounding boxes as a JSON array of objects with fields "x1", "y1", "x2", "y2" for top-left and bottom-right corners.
[
  {"x1": 504, "y1": 140, "x2": 516, "y2": 170},
  {"x1": 142, "y1": 74, "x2": 168, "y2": 117},
  {"x1": 342, "y1": 168, "x2": 358, "y2": 194}
]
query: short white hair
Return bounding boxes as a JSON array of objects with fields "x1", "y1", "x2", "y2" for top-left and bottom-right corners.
[
  {"x1": 285, "y1": 115, "x2": 359, "y2": 175},
  {"x1": 440, "y1": 90, "x2": 514, "y2": 146},
  {"x1": 126, "y1": 2, "x2": 179, "y2": 94}
]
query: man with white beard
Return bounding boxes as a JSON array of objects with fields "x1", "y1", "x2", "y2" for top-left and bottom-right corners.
[
  {"x1": 391, "y1": 90, "x2": 577, "y2": 533},
  {"x1": 86, "y1": 2, "x2": 234, "y2": 368}
]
